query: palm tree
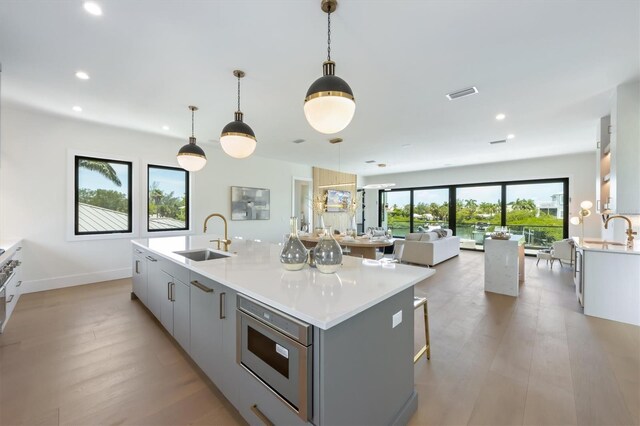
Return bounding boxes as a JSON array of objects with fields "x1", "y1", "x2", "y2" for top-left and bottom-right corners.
[{"x1": 78, "y1": 159, "x2": 121, "y2": 186}]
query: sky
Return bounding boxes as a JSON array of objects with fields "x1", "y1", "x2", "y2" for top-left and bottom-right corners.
[
  {"x1": 78, "y1": 164, "x2": 187, "y2": 196},
  {"x1": 384, "y1": 182, "x2": 564, "y2": 207}
]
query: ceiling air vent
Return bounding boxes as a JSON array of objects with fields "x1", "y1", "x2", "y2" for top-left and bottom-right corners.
[
  {"x1": 292, "y1": 139, "x2": 305, "y2": 144},
  {"x1": 329, "y1": 138, "x2": 343, "y2": 144},
  {"x1": 489, "y1": 139, "x2": 507, "y2": 145},
  {"x1": 365, "y1": 160, "x2": 376, "y2": 164},
  {"x1": 446, "y1": 86, "x2": 478, "y2": 100}
]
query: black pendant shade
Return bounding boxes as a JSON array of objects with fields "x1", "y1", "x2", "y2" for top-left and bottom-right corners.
[
  {"x1": 305, "y1": 61, "x2": 354, "y2": 101},
  {"x1": 221, "y1": 111, "x2": 256, "y2": 140},
  {"x1": 178, "y1": 137, "x2": 206, "y2": 158}
]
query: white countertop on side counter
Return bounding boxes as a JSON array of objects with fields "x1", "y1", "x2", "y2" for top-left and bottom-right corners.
[
  {"x1": 573, "y1": 237, "x2": 640, "y2": 255},
  {"x1": 132, "y1": 235, "x2": 435, "y2": 330},
  {"x1": 0, "y1": 240, "x2": 22, "y2": 262}
]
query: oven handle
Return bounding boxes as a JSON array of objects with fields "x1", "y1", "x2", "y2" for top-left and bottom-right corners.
[{"x1": 250, "y1": 405, "x2": 274, "y2": 426}]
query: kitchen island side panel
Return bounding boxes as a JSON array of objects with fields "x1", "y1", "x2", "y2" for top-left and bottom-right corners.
[{"x1": 318, "y1": 286, "x2": 416, "y2": 425}]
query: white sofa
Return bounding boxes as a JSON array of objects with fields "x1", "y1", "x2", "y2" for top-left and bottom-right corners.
[{"x1": 393, "y1": 230, "x2": 460, "y2": 266}]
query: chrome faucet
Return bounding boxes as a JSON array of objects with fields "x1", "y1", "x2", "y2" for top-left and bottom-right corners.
[
  {"x1": 604, "y1": 215, "x2": 637, "y2": 248},
  {"x1": 203, "y1": 213, "x2": 231, "y2": 251}
]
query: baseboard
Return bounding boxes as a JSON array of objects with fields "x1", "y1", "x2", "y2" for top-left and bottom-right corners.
[{"x1": 21, "y1": 268, "x2": 132, "y2": 294}]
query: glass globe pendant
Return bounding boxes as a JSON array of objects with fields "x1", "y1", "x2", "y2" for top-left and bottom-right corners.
[
  {"x1": 177, "y1": 106, "x2": 207, "y2": 172},
  {"x1": 304, "y1": 0, "x2": 355, "y2": 134},
  {"x1": 220, "y1": 70, "x2": 257, "y2": 159}
]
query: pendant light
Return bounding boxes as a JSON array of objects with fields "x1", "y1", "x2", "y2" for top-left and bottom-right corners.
[
  {"x1": 177, "y1": 106, "x2": 207, "y2": 172},
  {"x1": 304, "y1": 0, "x2": 355, "y2": 135},
  {"x1": 220, "y1": 70, "x2": 257, "y2": 159}
]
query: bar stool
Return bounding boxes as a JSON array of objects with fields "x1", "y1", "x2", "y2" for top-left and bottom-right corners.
[{"x1": 414, "y1": 296, "x2": 431, "y2": 363}]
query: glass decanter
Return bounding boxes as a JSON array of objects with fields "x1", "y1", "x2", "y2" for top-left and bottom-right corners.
[
  {"x1": 280, "y1": 217, "x2": 308, "y2": 271},
  {"x1": 313, "y1": 226, "x2": 343, "y2": 274}
]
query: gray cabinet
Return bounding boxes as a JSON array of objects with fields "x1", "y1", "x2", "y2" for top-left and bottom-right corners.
[
  {"x1": 189, "y1": 271, "x2": 239, "y2": 404},
  {"x1": 237, "y1": 368, "x2": 307, "y2": 426},
  {"x1": 189, "y1": 273, "x2": 221, "y2": 383},
  {"x1": 146, "y1": 257, "x2": 163, "y2": 320},
  {"x1": 132, "y1": 249, "x2": 147, "y2": 304},
  {"x1": 159, "y1": 269, "x2": 190, "y2": 351}
]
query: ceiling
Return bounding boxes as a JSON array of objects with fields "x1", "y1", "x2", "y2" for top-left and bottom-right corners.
[{"x1": 1, "y1": 1, "x2": 638, "y2": 176}]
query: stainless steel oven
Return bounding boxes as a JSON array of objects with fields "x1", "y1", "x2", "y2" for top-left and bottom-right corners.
[{"x1": 236, "y1": 294, "x2": 313, "y2": 421}]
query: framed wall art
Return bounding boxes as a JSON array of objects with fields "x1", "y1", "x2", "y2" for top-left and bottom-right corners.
[{"x1": 231, "y1": 186, "x2": 270, "y2": 220}]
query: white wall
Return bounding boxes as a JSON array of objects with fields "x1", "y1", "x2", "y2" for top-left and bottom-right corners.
[
  {"x1": 0, "y1": 104, "x2": 310, "y2": 292},
  {"x1": 362, "y1": 152, "x2": 600, "y2": 238}
]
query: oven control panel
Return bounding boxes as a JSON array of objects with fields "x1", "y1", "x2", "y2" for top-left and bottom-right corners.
[{"x1": 238, "y1": 294, "x2": 312, "y2": 346}]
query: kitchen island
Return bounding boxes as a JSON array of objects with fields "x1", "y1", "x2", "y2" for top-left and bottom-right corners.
[{"x1": 132, "y1": 235, "x2": 435, "y2": 425}]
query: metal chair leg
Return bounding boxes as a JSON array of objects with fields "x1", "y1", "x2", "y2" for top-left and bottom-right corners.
[{"x1": 413, "y1": 297, "x2": 430, "y2": 363}]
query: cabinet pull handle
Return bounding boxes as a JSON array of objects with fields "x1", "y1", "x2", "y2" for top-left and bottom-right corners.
[
  {"x1": 6, "y1": 295, "x2": 14, "y2": 303},
  {"x1": 16, "y1": 247, "x2": 22, "y2": 251},
  {"x1": 146, "y1": 256, "x2": 157, "y2": 262},
  {"x1": 220, "y1": 292, "x2": 226, "y2": 319},
  {"x1": 191, "y1": 280, "x2": 213, "y2": 293},
  {"x1": 135, "y1": 248, "x2": 143, "y2": 254},
  {"x1": 167, "y1": 281, "x2": 172, "y2": 300},
  {"x1": 135, "y1": 260, "x2": 140, "y2": 274},
  {"x1": 171, "y1": 282, "x2": 176, "y2": 302},
  {"x1": 16, "y1": 281, "x2": 22, "y2": 287},
  {"x1": 250, "y1": 405, "x2": 274, "y2": 426}
]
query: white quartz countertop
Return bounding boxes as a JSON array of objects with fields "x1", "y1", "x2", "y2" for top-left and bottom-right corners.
[
  {"x1": 573, "y1": 237, "x2": 640, "y2": 255},
  {"x1": 132, "y1": 235, "x2": 435, "y2": 329}
]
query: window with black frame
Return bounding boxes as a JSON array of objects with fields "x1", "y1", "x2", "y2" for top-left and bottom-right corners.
[
  {"x1": 75, "y1": 156, "x2": 132, "y2": 235},
  {"x1": 147, "y1": 165, "x2": 189, "y2": 232}
]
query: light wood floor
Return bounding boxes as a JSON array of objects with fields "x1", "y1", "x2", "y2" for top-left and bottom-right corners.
[{"x1": 1, "y1": 251, "x2": 638, "y2": 425}]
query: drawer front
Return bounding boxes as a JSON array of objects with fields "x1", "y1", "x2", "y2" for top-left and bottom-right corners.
[{"x1": 160, "y1": 258, "x2": 189, "y2": 285}]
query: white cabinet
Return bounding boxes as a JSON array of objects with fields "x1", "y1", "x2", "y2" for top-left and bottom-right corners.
[
  {"x1": 583, "y1": 250, "x2": 640, "y2": 326},
  {"x1": 146, "y1": 258, "x2": 163, "y2": 320},
  {"x1": 4, "y1": 245, "x2": 24, "y2": 330},
  {"x1": 606, "y1": 81, "x2": 640, "y2": 215}
]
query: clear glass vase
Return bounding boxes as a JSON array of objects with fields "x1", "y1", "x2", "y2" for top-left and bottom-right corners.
[
  {"x1": 313, "y1": 226, "x2": 343, "y2": 274},
  {"x1": 280, "y1": 217, "x2": 308, "y2": 271}
]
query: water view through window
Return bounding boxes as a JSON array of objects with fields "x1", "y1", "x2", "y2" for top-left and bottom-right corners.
[
  {"x1": 456, "y1": 186, "x2": 501, "y2": 251},
  {"x1": 506, "y1": 182, "x2": 565, "y2": 253},
  {"x1": 379, "y1": 178, "x2": 567, "y2": 253}
]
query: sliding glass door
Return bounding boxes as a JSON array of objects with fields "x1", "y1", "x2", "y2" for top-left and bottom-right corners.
[
  {"x1": 506, "y1": 182, "x2": 565, "y2": 254},
  {"x1": 413, "y1": 188, "x2": 450, "y2": 231},
  {"x1": 455, "y1": 186, "x2": 501, "y2": 250},
  {"x1": 378, "y1": 178, "x2": 568, "y2": 255},
  {"x1": 382, "y1": 190, "x2": 411, "y2": 237}
]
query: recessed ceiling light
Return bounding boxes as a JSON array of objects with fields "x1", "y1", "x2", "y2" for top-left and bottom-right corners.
[
  {"x1": 83, "y1": 1, "x2": 103, "y2": 16},
  {"x1": 365, "y1": 160, "x2": 376, "y2": 164},
  {"x1": 75, "y1": 71, "x2": 90, "y2": 80},
  {"x1": 292, "y1": 139, "x2": 305, "y2": 144},
  {"x1": 507, "y1": 134, "x2": 515, "y2": 139},
  {"x1": 72, "y1": 106, "x2": 83, "y2": 112},
  {"x1": 378, "y1": 163, "x2": 387, "y2": 168},
  {"x1": 162, "y1": 125, "x2": 170, "y2": 131},
  {"x1": 489, "y1": 139, "x2": 507, "y2": 145},
  {"x1": 496, "y1": 113, "x2": 506, "y2": 120}
]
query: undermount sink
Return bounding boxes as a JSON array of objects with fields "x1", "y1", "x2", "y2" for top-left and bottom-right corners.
[
  {"x1": 174, "y1": 249, "x2": 231, "y2": 261},
  {"x1": 583, "y1": 239, "x2": 625, "y2": 246}
]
